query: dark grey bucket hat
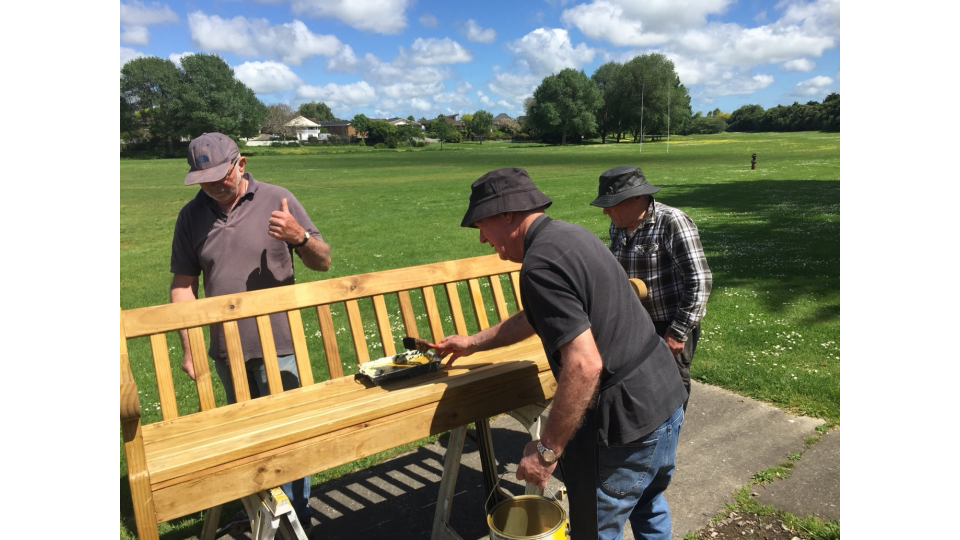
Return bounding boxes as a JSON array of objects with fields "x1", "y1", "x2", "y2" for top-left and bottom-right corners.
[
  {"x1": 589, "y1": 165, "x2": 660, "y2": 208},
  {"x1": 461, "y1": 167, "x2": 553, "y2": 228}
]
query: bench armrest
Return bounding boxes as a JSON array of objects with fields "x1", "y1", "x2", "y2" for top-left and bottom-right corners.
[{"x1": 121, "y1": 352, "x2": 141, "y2": 421}]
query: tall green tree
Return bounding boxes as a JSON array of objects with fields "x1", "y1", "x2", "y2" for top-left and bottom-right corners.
[
  {"x1": 176, "y1": 54, "x2": 267, "y2": 139},
  {"x1": 527, "y1": 68, "x2": 602, "y2": 145},
  {"x1": 471, "y1": 110, "x2": 494, "y2": 143},
  {"x1": 263, "y1": 103, "x2": 297, "y2": 140},
  {"x1": 298, "y1": 101, "x2": 337, "y2": 122},
  {"x1": 351, "y1": 113, "x2": 371, "y2": 140},
  {"x1": 819, "y1": 93, "x2": 840, "y2": 132},
  {"x1": 591, "y1": 61, "x2": 622, "y2": 143},
  {"x1": 430, "y1": 115, "x2": 456, "y2": 149},
  {"x1": 614, "y1": 53, "x2": 690, "y2": 140},
  {"x1": 120, "y1": 56, "x2": 184, "y2": 153}
]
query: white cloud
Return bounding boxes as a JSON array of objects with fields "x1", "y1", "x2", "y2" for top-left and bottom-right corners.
[
  {"x1": 409, "y1": 98, "x2": 433, "y2": 112},
  {"x1": 791, "y1": 75, "x2": 833, "y2": 97},
  {"x1": 464, "y1": 20, "x2": 496, "y2": 44},
  {"x1": 119, "y1": 1, "x2": 178, "y2": 26},
  {"x1": 120, "y1": 46, "x2": 145, "y2": 69},
  {"x1": 168, "y1": 51, "x2": 193, "y2": 67},
  {"x1": 419, "y1": 13, "x2": 438, "y2": 28},
  {"x1": 120, "y1": 25, "x2": 149, "y2": 46},
  {"x1": 400, "y1": 38, "x2": 472, "y2": 66},
  {"x1": 433, "y1": 91, "x2": 474, "y2": 107},
  {"x1": 289, "y1": 0, "x2": 410, "y2": 34},
  {"x1": 506, "y1": 28, "x2": 596, "y2": 76},
  {"x1": 120, "y1": 1, "x2": 178, "y2": 46},
  {"x1": 456, "y1": 81, "x2": 473, "y2": 93},
  {"x1": 326, "y1": 45, "x2": 363, "y2": 72},
  {"x1": 487, "y1": 71, "x2": 541, "y2": 108},
  {"x1": 782, "y1": 58, "x2": 815, "y2": 72},
  {"x1": 477, "y1": 91, "x2": 494, "y2": 107},
  {"x1": 561, "y1": 0, "x2": 733, "y2": 46},
  {"x1": 188, "y1": 13, "x2": 344, "y2": 65},
  {"x1": 296, "y1": 80, "x2": 378, "y2": 113},
  {"x1": 234, "y1": 61, "x2": 303, "y2": 94}
]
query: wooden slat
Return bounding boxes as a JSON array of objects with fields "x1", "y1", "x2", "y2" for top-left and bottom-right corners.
[
  {"x1": 149, "y1": 334, "x2": 179, "y2": 420},
  {"x1": 489, "y1": 275, "x2": 511, "y2": 322},
  {"x1": 316, "y1": 305, "x2": 343, "y2": 379},
  {"x1": 187, "y1": 327, "x2": 217, "y2": 411},
  {"x1": 123, "y1": 255, "x2": 521, "y2": 338},
  {"x1": 345, "y1": 300, "x2": 370, "y2": 364},
  {"x1": 372, "y1": 295, "x2": 395, "y2": 356},
  {"x1": 509, "y1": 271, "x2": 523, "y2": 310},
  {"x1": 445, "y1": 282, "x2": 468, "y2": 336},
  {"x1": 422, "y1": 286, "x2": 445, "y2": 343},
  {"x1": 467, "y1": 278, "x2": 490, "y2": 330},
  {"x1": 286, "y1": 309, "x2": 313, "y2": 386},
  {"x1": 397, "y1": 290, "x2": 419, "y2": 339},
  {"x1": 256, "y1": 316, "x2": 283, "y2": 395},
  {"x1": 223, "y1": 321, "x2": 251, "y2": 402},
  {"x1": 150, "y1": 369, "x2": 557, "y2": 523}
]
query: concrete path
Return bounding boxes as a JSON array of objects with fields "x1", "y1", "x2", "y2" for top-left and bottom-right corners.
[{"x1": 214, "y1": 380, "x2": 838, "y2": 539}]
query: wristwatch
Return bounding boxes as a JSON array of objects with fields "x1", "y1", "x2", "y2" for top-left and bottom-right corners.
[
  {"x1": 290, "y1": 230, "x2": 310, "y2": 249},
  {"x1": 536, "y1": 440, "x2": 558, "y2": 464}
]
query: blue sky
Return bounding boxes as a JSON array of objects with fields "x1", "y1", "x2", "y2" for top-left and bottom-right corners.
[{"x1": 120, "y1": 0, "x2": 840, "y2": 121}]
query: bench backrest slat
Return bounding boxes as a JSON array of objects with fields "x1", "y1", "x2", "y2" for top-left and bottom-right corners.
[
  {"x1": 149, "y1": 333, "x2": 179, "y2": 420},
  {"x1": 222, "y1": 320, "x2": 251, "y2": 403},
  {"x1": 255, "y1": 315, "x2": 284, "y2": 395},
  {"x1": 467, "y1": 278, "x2": 489, "y2": 330},
  {"x1": 445, "y1": 282, "x2": 468, "y2": 336},
  {"x1": 315, "y1": 305, "x2": 343, "y2": 378},
  {"x1": 397, "y1": 290, "x2": 418, "y2": 339},
  {"x1": 510, "y1": 272, "x2": 523, "y2": 310},
  {"x1": 489, "y1": 276, "x2": 510, "y2": 323},
  {"x1": 187, "y1": 327, "x2": 218, "y2": 411},
  {"x1": 286, "y1": 310, "x2": 313, "y2": 386},
  {"x1": 345, "y1": 299, "x2": 370, "y2": 365},
  {"x1": 372, "y1": 295, "x2": 396, "y2": 357},
  {"x1": 421, "y1": 286, "x2": 445, "y2": 343}
]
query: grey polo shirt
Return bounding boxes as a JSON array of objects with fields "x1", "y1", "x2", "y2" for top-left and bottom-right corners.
[{"x1": 171, "y1": 174, "x2": 321, "y2": 362}]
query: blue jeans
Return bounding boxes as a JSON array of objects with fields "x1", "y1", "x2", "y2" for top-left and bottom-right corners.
[
  {"x1": 596, "y1": 405, "x2": 684, "y2": 540},
  {"x1": 214, "y1": 355, "x2": 313, "y2": 525}
]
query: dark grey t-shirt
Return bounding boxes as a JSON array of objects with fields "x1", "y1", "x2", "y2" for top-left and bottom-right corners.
[
  {"x1": 520, "y1": 215, "x2": 686, "y2": 445},
  {"x1": 171, "y1": 174, "x2": 321, "y2": 362}
]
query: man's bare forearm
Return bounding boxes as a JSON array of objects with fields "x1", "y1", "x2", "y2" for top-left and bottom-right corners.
[{"x1": 295, "y1": 237, "x2": 331, "y2": 271}]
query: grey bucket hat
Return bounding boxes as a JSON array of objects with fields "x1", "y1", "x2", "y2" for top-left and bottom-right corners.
[
  {"x1": 184, "y1": 133, "x2": 240, "y2": 185},
  {"x1": 461, "y1": 167, "x2": 553, "y2": 228},
  {"x1": 589, "y1": 165, "x2": 660, "y2": 208}
]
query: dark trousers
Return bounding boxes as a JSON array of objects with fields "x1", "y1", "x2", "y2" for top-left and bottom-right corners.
[{"x1": 652, "y1": 321, "x2": 700, "y2": 410}]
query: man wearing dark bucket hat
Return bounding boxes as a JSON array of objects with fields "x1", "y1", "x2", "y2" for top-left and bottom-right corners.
[
  {"x1": 436, "y1": 168, "x2": 687, "y2": 540},
  {"x1": 591, "y1": 166, "x2": 712, "y2": 410},
  {"x1": 168, "y1": 132, "x2": 331, "y2": 528}
]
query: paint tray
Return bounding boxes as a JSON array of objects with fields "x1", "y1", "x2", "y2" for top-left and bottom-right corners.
[{"x1": 357, "y1": 348, "x2": 441, "y2": 386}]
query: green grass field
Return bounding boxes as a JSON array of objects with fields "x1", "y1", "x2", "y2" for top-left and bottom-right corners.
[{"x1": 119, "y1": 132, "x2": 839, "y2": 538}]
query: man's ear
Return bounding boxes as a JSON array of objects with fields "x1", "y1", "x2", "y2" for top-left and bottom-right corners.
[{"x1": 237, "y1": 156, "x2": 247, "y2": 173}]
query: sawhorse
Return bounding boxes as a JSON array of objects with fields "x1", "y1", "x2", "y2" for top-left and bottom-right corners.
[
  {"x1": 431, "y1": 401, "x2": 552, "y2": 540},
  {"x1": 200, "y1": 487, "x2": 309, "y2": 540}
]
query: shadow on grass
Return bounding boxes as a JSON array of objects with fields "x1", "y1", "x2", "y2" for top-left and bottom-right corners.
[{"x1": 660, "y1": 178, "x2": 840, "y2": 317}]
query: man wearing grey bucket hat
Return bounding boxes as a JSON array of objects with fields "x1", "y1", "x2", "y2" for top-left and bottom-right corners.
[
  {"x1": 591, "y1": 165, "x2": 712, "y2": 410},
  {"x1": 438, "y1": 167, "x2": 687, "y2": 540},
  {"x1": 169, "y1": 132, "x2": 331, "y2": 528}
]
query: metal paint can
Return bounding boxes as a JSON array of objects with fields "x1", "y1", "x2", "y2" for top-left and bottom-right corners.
[{"x1": 487, "y1": 494, "x2": 568, "y2": 540}]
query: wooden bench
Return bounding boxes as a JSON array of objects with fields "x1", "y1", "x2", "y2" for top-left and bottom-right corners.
[{"x1": 120, "y1": 254, "x2": 558, "y2": 540}]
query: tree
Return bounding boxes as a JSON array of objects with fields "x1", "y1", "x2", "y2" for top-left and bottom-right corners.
[
  {"x1": 395, "y1": 122, "x2": 424, "y2": 149},
  {"x1": 177, "y1": 53, "x2": 267, "y2": 139},
  {"x1": 263, "y1": 103, "x2": 297, "y2": 141},
  {"x1": 591, "y1": 61, "x2": 622, "y2": 143},
  {"x1": 727, "y1": 104, "x2": 765, "y2": 132},
  {"x1": 351, "y1": 113, "x2": 371, "y2": 140},
  {"x1": 613, "y1": 53, "x2": 690, "y2": 140},
  {"x1": 459, "y1": 113, "x2": 474, "y2": 141},
  {"x1": 471, "y1": 110, "x2": 494, "y2": 143},
  {"x1": 819, "y1": 93, "x2": 840, "y2": 132},
  {"x1": 120, "y1": 56, "x2": 184, "y2": 153},
  {"x1": 430, "y1": 115, "x2": 456, "y2": 149},
  {"x1": 298, "y1": 101, "x2": 336, "y2": 122},
  {"x1": 527, "y1": 68, "x2": 602, "y2": 145},
  {"x1": 367, "y1": 119, "x2": 396, "y2": 145}
]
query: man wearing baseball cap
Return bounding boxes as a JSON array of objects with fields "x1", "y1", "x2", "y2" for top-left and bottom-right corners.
[
  {"x1": 437, "y1": 168, "x2": 686, "y2": 540},
  {"x1": 169, "y1": 132, "x2": 331, "y2": 529},
  {"x1": 591, "y1": 165, "x2": 712, "y2": 410}
]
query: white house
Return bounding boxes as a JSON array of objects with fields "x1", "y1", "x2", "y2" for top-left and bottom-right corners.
[{"x1": 284, "y1": 116, "x2": 326, "y2": 141}]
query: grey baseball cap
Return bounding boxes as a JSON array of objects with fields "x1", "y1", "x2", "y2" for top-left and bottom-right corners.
[
  {"x1": 184, "y1": 133, "x2": 240, "y2": 185},
  {"x1": 589, "y1": 165, "x2": 660, "y2": 208},
  {"x1": 461, "y1": 167, "x2": 552, "y2": 228}
]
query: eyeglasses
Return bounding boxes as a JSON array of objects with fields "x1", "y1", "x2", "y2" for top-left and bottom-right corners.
[{"x1": 217, "y1": 157, "x2": 239, "y2": 183}]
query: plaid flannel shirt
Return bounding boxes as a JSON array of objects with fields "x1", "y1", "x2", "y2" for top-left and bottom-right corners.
[{"x1": 609, "y1": 199, "x2": 712, "y2": 340}]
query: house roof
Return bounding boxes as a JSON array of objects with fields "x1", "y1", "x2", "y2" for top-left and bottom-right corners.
[
  {"x1": 318, "y1": 121, "x2": 352, "y2": 127},
  {"x1": 494, "y1": 113, "x2": 512, "y2": 121},
  {"x1": 285, "y1": 116, "x2": 320, "y2": 127}
]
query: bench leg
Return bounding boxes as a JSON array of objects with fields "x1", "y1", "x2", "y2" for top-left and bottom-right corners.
[
  {"x1": 199, "y1": 504, "x2": 223, "y2": 540},
  {"x1": 431, "y1": 425, "x2": 467, "y2": 540}
]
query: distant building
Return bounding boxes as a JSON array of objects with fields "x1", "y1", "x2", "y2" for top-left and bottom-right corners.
[
  {"x1": 317, "y1": 120, "x2": 356, "y2": 138},
  {"x1": 284, "y1": 116, "x2": 322, "y2": 141}
]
